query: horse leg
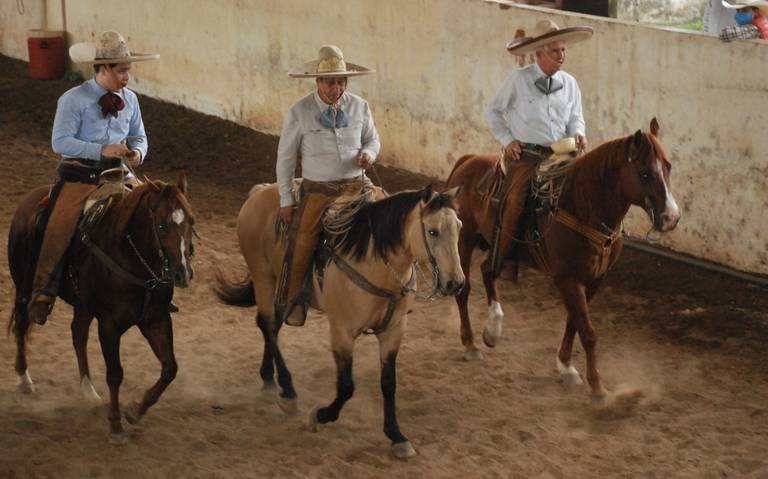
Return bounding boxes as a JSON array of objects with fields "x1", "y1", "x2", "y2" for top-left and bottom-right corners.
[
  {"x1": 556, "y1": 280, "x2": 602, "y2": 386},
  {"x1": 456, "y1": 229, "x2": 483, "y2": 361},
  {"x1": 557, "y1": 280, "x2": 607, "y2": 400},
  {"x1": 309, "y1": 338, "x2": 354, "y2": 432},
  {"x1": 11, "y1": 298, "x2": 35, "y2": 393},
  {"x1": 256, "y1": 313, "x2": 297, "y2": 414},
  {"x1": 71, "y1": 306, "x2": 101, "y2": 401},
  {"x1": 257, "y1": 314, "x2": 276, "y2": 392},
  {"x1": 556, "y1": 316, "x2": 582, "y2": 385},
  {"x1": 97, "y1": 321, "x2": 126, "y2": 438},
  {"x1": 480, "y1": 258, "x2": 505, "y2": 348},
  {"x1": 125, "y1": 315, "x2": 178, "y2": 425},
  {"x1": 377, "y1": 325, "x2": 415, "y2": 458}
]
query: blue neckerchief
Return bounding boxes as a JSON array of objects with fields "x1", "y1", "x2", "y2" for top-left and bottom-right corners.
[
  {"x1": 534, "y1": 75, "x2": 564, "y2": 95},
  {"x1": 319, "y1": 106, "x2": 349, "y2": 129},
  {"x1": 734, "y1": 12, "x2": 755, "y2": 25}
]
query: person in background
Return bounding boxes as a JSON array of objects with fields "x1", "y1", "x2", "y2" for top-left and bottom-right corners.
[{"x1": 718, "y1": 0, "x2": 768, "y2": 41}]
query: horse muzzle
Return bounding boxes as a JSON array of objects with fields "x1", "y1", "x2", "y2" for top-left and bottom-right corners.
[
  {"x1": 440, "y1": 277, "x2": 465, "y2": 296},
  {"x1": 174, "y1": 265, "x2": 194, "y2": 288}
]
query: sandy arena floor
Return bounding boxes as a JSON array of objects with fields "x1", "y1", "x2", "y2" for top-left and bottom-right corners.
[{"x1": 1, "y1": 55, "x2": 767, "y2": 478}]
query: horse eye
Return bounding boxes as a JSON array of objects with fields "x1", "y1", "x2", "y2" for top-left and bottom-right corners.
[
  {"x1": 158, "y1": 223, "x2": 168, "y2": 235},
  {"x1": 428, "y1": 229, "x2": 439, "y2": 237},
  {"x1": 642, "y1": 171, "x2": 651, "y2": 180}
]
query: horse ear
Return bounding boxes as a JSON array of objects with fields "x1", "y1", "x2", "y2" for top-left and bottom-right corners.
[
  {"x1": 421, "y1": 183, "x2": 435, "y2": 203},
  {"x1": 177, "y1": 170, "x2": 188, "y2": 197},
  {"x1": 628, "y1": 129, "x2": 644, "y2": 162},
  {"x1": 650, "y1": 117, "x2": 661, "y2": 138},
  {"x1": 444, "y1": 185, "x2": 462, "y2": 201}
]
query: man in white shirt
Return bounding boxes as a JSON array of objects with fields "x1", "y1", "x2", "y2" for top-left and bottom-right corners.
[
  {"x1": 276, "y1": 45, "x2": 380, "y2": 326},
  {"x1": 484, "y1": 20, "x2": 592, "y2": 275}
]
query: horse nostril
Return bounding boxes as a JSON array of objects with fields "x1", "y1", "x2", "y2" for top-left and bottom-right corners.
[{"x1": 446, "y1": 279, "x2": 463, "y2": 295}]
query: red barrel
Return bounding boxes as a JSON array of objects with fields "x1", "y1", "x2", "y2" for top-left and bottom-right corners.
[{"x1": 27, "y1": 30, "x2": 65, "y2": 80}]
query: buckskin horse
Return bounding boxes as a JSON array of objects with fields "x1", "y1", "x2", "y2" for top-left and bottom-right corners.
[
  {"x1": 8, "y1": 173, "x2": 195, "y2": 438},
  {"x1": 445, "y1": 119, "x2": 680, "y2": 401},
  {"x1": 214, "y1": 183, "x2": 464, "y2": 457}
]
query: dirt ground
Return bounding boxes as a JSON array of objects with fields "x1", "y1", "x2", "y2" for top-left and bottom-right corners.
[{"x1": 1, "y1": 54, "x2": 767, "y2": 478}]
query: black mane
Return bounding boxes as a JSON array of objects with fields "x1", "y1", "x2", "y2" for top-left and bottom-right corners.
[{"x1": 333, "y1": 187, "x2": 454, "y2": 262}]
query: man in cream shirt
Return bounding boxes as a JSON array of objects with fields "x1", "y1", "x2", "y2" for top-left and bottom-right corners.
[
  {"x1": 484, "y1": 20, "x2": 592, "y2": 276},
  {"x1": 275, "y1": 44, "x2": 380, "y2": 326}
]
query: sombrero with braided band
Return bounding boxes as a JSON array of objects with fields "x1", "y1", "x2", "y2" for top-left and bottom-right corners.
[
  {"x1": 70, "y1": 31, "x2": 159, "y2": 64},
  {"x1": 506, "y1": 20, "x2": 593, "y2": 56},
  {"x1": 288, "y1": 45, "x2": 374, "y2": 78}
]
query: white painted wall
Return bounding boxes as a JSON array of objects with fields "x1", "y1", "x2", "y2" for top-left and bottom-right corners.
[{"x1": 2, "y1": 0, "x2": 766, "y2": 275}]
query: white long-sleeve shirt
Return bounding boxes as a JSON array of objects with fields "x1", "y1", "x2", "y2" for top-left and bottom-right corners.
[
  {"x1": 276, "y1": 91, "x2": 381, "y2": 207},
  {"x1": 485, "y1": 62, "x2": 585, "y2": 148}
]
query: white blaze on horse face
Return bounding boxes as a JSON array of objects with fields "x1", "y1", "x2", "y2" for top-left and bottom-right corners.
[
  {"x1": 172, "y1": 209, "x2": 184, "y2": 225},
  {"x1": 654, "y1": 160, "x2": 681, "y2": 231}
]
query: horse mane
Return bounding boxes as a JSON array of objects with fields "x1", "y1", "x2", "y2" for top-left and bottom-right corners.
[
  {"x1": 333, "y1": 188, "x2": 454, "y2": 262},
  {"x1": 108, "y1": 181, "x2": 194, "y2": 244}
]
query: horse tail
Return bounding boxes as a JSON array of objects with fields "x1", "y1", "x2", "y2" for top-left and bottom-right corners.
[
  {"x1": 213, "y1": 271, "x2": 256, "y2": 307},
  {"x1": 445, "y1": 154, "x2": 476, "y2": 188}
]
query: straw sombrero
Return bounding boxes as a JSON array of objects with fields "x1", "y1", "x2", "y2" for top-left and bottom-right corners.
[
  {"x1": 70, "y1": 31, "x2": 159, "y2": 64},
  {"x1": 506, "y1": 20, "x2": 593, "y2": 56},
  {"x1": 288, "y1": 45, "x2": 374, "y2": 78},
  {"x1": 721, "y1": 0, "x2": 768, "y2": 15}
]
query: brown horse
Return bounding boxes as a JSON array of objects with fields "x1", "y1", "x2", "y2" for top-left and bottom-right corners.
[
  {"x1": 445, "y1": 119, "x2": 681, "y2": 401},
  {"x1": 8, "y1": 173, "x2": 195, "y2": 439},
  {"x1": 214, "y1": 183, "x2": 464, "y2": 457}
]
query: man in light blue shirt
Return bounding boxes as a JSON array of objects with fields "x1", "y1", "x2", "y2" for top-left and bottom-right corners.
[
  {"x1": 484, "y1": 20, "x2": 593, "y2": 276},
  {"x1": 28, "y1": 31, "x2": 158, "y2": 326},
  {"x1": 275, "y1": 45, "x2": 380, "y2": 327}
]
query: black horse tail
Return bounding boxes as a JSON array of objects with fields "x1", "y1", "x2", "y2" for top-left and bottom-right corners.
[{"x1": 213, "y1": 272, "x2": 256, "y2": 307}]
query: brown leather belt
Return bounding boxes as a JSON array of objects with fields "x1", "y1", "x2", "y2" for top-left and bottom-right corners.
[{"x1": 56, "y1": 158, "x2": 120, "y2": 185}]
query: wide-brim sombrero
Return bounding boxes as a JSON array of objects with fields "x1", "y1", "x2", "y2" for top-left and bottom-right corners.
[
  {"x1": 506, "y1": 20, "x2": 593, "y2": 56},
  {"x1": 721, "y1": 0, "x2": 768, "y2": 15},
  {"x1": 70, "y1": 31, "x2": 159, "y2": 65},
  {"x1": 288, "y1": 45, "x2": 374, "y2": 78}
]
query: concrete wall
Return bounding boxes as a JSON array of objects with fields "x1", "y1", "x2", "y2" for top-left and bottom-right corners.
[{"x1": 2, "y1": 0, "x2": 767, "y2": 275}]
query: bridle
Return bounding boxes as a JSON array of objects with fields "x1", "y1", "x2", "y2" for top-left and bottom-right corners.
[
  {"x1": 327, "y1": 201, "x2": 445, "y2": 335},
  {"x1": 78, "y1": 189, "x2": 187, "y2": 323}
]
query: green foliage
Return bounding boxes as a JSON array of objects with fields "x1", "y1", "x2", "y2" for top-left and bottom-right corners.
[{"x1": 62, "y1": 70, "x2": 84, "y2": 82}]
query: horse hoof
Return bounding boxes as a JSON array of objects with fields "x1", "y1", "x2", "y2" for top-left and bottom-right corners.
[
  {"x1": 17, "y1": 371, "x2": 36, "y2": 394},
  {"x1": 560, "y1": 371, "x2": 584, "y2": 386},
  {"x1": 109, "y1": 432, "x2": 128, "y2": 446},
  {"x1": 124, "y1": 404, "x2": 142, "y2": 425},
  {"x1": 80, "y1": 377, "x2": 102, "y2": 402},
  {"x1": 591, "y1": 394, "x2": 608, "y2": 407},
  {"x1": 391, "y1": 440, "x2": 416, "y2": 459},
  {"x1": 463, "y1": 349, "x2": 484, "y2": 361},
  {"x1": 278, "y1": 396, "x2": 298, "y2": 415},
  {"x1": 483, "y1": 328, "x2": 499, "y2": 348},
  {"x1": 308, "y1": 407, "x2": 321, "y2": 433}
]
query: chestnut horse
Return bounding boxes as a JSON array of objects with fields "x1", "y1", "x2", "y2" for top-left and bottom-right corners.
[
  {"x1": 214, "y1": 183, "x2": 464, "y2": 457},
  {"x1": 7, "y1": 173, "x2": 195, "y2": 438},
  {"x1": 445, "y1": 119, "x2": 680, "y2": 401}
]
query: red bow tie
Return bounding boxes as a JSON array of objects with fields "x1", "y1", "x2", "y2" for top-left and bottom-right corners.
[{"x1": 98, "y1": 92, "x2": 125, "y2": 118}]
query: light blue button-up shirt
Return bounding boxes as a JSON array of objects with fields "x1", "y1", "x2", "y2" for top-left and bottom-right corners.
[
  {"x1": 276, "y1": 91, "x2": 380, "y2": 207},
  {"x1": 51, "y1": 78, "x2": 148, "y2": 162},
  {"x1": 485, "y1": 62, "x2": 585, "y2": 148}
]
